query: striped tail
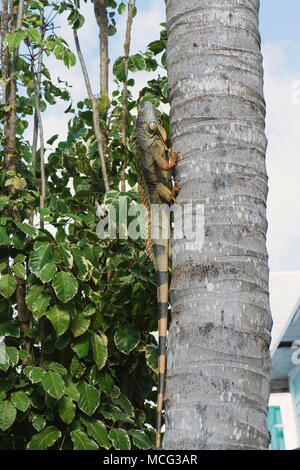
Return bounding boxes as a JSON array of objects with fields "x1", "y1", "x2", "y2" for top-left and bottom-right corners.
[{"x1": 152, "y1": 208, "x2": 170, "y2": 449}]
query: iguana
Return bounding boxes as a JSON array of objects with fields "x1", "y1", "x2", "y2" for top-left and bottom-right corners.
[{"x1": 134, "y1": 101, "x2": 180, "y2": 449}]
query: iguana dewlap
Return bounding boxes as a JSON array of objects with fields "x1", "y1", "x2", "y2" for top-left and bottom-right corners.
[{"x1": 134, "y1": 101, "x2": 180, "y2": 449}]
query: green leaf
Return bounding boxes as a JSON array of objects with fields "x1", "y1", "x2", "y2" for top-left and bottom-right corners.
[
  {"x1": 114, "y1": 325, "x2": 140, "y2": 355},
  {"x1": 0, "y1": 401, "x2": 17, "y2": 431},
  {"x1": 46, "y1": 305, "x2": 70, "y2": 336},
  {"x1": 70, "y1": 355, "x2": 85, "y2": 378},
  {"x1": 118, "y1": 2, "x2": 126, "y2": 14},
  {"x1": 14, "y1": 221, "x2": 38, "y2": 238},
  {"x1": 26, "y1": 285, "x2": 44, "y2": 311},
  {"x1": 11, "y1": 391, "x2": 30, "y2": 412},
  {"x1": 81, "y1": 417, "x2": 111, "y2": 449},
  {"x1": 12, "y1": 263, "x2": 26, "y2": 279},
  {"x1": 52, "y1": 271, "x2": 78, "y2": 303},
  {"x1": 31, "y1": 414, "x2": 46, "y2": 432},
  {"x1": 130, "y1": 430, "x2": 154, "y2": 449},
  {"x1": 41, "y1": 371, "x2": 65, "y2": 399},
  {"x1": 113, "y1": 56, "x2": 125, "y2": 82},
  {"x1": 5, "y1": 30, "x2": 27, "y2": 51},
  {"x1": 0, "y1": 274, "x2": 17, "y2": 299},
  {"x1": 129, "y1": 53, "x2": 146, "y2": 72},
  {"x1": 113, "y1": 393, "x2": 134, "y2": 419},
  {"x1": 71, "y1": 312, "x2": 90, "y2": 338},
  {"x1": 58, "y1": 396, "x2": 75, "y2": 424},
  {"x1": 65, "y1": 376, "x2": 80, "y2": 401},
  {"x1": 43, "y1": 361, "x2": 67, "y2": 375},
  {"x1": 0, "y1": 226, "x2": 10, "y2": 245},
  {"x1": 6, "y1": 347, "x2": 19, "y2": 367},
  {"x1": 70, "y1": 429, "x2": 98, "y2": 450},
  {"x1": 101, "y1": 373, "x2": 114, "y2": 396},
  {"x1": 145, "y1": 344, "x2": 158, "y2": 373},
  {"x1": 39, "y1": 263, "x2": 57, "y2": 283},
  {"x1": 92, "y1": 332, "x2": 108, "y2": 370},
  {"x1": 0, "y1": 321, "x2": 19, "y2": 337},
  {"x1": 109, "y1": 428, "x2": 131, "y2": 450},
  {"x1": 32, "y1": 294, "x2": 51, "y2": 320},
  {"x1": 27, "y1": 28, "x2": 41, "y2": 44},
  {"x1": 29, "y1": 245, "x2": 53, "y2": 275},
  {"x1": 27, "y1": 426, "x2": 61, "y2": 450},
  {"x1": 71, "y1": 334, "x2": 89, "y2": 358},
  {"x1": 29, "y1": 367, "x2": 45, "y2": 384},
  {"x1": 77, "y1": 382, "x2": 100, "y2": 416}
]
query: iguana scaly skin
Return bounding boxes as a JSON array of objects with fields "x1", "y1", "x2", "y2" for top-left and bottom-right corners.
[{"x1": 134, "y1": 101, "x2": 180, "y2": 449}]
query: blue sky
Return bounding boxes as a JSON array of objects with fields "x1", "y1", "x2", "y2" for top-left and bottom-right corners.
[{"x1": 39, "y1": 0, "x2": 300, "y2": 273}]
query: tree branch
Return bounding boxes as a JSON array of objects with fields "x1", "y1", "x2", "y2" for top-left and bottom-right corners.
[
  {"x1": 73, "y1": 26, "x2": 110, "y2": 193},
  {"x1": 120, "y1": 0, "x2": 135, "y2": 193}
]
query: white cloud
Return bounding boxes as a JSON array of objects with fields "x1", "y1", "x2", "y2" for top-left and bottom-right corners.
[{"x1": 263, "y1": 42, "x2": 300, "y2": 270}]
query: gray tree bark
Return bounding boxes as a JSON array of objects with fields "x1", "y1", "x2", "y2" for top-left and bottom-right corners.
[{"x1": 164, "y1": 0, "x2": 272, "y2": 449}]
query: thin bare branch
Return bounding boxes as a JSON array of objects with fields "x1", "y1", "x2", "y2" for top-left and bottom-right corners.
[
  {"x1": 120, "y1": 0, "x2": 136, "y2": 192},
  {"x1": 73, "y1": 26, "x2": 110, "y2": 193}
]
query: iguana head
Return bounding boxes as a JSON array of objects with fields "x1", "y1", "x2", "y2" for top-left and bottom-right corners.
[{"x1": 134, "y1": 101, "x2": 168, "y2": 151}]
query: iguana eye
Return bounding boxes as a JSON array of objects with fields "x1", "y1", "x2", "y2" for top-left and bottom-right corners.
[{"x1": 149, "y1": 122, "x2": 157, "y2": 131}]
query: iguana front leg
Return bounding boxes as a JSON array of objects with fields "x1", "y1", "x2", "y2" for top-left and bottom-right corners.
[{"x1": 154, "y1": 150, "x2": 178, "y2": 172}]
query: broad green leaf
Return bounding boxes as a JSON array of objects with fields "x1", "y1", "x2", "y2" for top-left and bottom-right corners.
[
  {"x1": 77, "y1": 382, "x2": 100, "y2": 416},
  {"x1": 41, "y1": 371, "x2": 65, "y2": 399},
  {"x1": 11, "y1": 391, "x2": 30, "y2": 412},
  {"x1": 58, "y1": 243, "x2": 73, "y2": 269},
  {"x1": 27, "y1": 28, "x2": 41, "y2": 44},
  {"x1": 130, "y1": 430, "x2": 154, "y2": 450},
  {"x1": 0, "y1": 321, "x2": 19, "y2": 337},
  {"x1": 65, "y1": 376, "x2": 80, "y2": 401},
  {"x1": 43, "y1": 361, "x2": 67, "y2": 375},
  {"x1": 0, "y1": 226, "x2": 10, "y2": 245},
  {"x1": 14, "y1": 220, "x2": 38, "y2": 238},
  {"x1": 25, "y1": 285, "x2": 44, "y2": 311},
  {"x1": 27, "y1": 426, "x2": 61, "y2": 450},
  {"x1": 113, "y1": 393, "x2": 134, "y2": 419},
  {"x1": 39, "y1": 263, "x2": 57, "y2": 283},
  {"x1": 109, "y1": 428, "x2": 131, "y2": 450},
  {"x1": 5, "y1": 30, "x2": 27, "y2": 51},
  {"x1": 12, "y1": 263, "x2": 26, "y2": 279},
  {"x1": 31, "y1": 414, "x2": 46, "y2": 432},
  {"x1": 0, "y1": 274, "x2": 16, "y2": 299},
  {"x1": 113, "y1": 56, "x2": 125, "y2": 82},
  {"x1": 70, "y1": 429, "x2": 98, "y2": 450},
  {"x1": 145, "y1": 344, "x2": 158, "y2": 374},
  {"x1": 70, "y1": 355, "x2": 85, "y2": 378},
  {"x1": 29, "y1": 245, "x2": 53, "y2": 275},
  {"x1": 6, "y1": 347, "x2": 19, "y2": 367},
  {"x1": 58, "y1": 396, "x2": 75, "y2": 424},
  {"x1": 81, "y1": 417, "x2": 111, "y2": 449},
  {"x1": 70, "y1": 312, "x2": 90, "y2": 338},
  {"x1": 0, "y1": 401, "x2": 17, "y2": 431},
  {"x1": 100, "y1": 373, "x2": 114, "y2": 396},
  {"x1": 32, "y1": 294, "x2": 51, "y2": 320},
  {"x1": 92, "y1": 332, "x2": 108, "y2": 370},
  {"x1": 114, "y1": 324, "x2": 140, "y2": 355},
  {"x1": 46, "y1": 304, "x2": 70, "y2": 336},
  {"x1": 70, "y1": 246, "x2": 88, "y2": 279},
  {"x1": 29, "y1": 367, "x2": 45, "y2": 384},
  {"x1": 129, "y1": 53, "x2": 145, "y2": 72},
  {"x1": 100, "y1": 403, "x2": 133, "y2": 424},
  {"x1": 118, "y1": 2, "x2": 126, "y2": 14},
  {"x1": 71, "y1": 334, "x2": 89, "y2": 358},
  {"x1": 52, "y1": 271, "x2": 78, "y2": 303}
]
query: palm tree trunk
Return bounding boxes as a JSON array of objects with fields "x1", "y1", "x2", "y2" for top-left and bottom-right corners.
[{"x1": 163, "y1": 0, "x2": 272, "y2": 450}]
